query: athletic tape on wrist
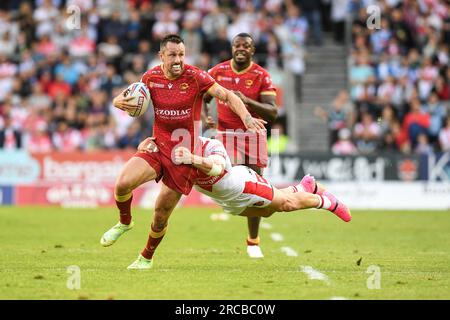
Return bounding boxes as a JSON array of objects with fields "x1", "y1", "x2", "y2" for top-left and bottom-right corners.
[
  {"x1": 207, "y1": 163, "x2": 222, "y2": 176},
  {"x1": 206, "y1": 155, "x2": 225, "y2": 176}
]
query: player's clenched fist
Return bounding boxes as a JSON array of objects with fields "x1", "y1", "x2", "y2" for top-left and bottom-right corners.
[
  {"x1": 137, "y1": 137, "x2": 158, "y2": 153},
  {"x1": 174, "y1": 146, "x2": 193, "y2": 164}
]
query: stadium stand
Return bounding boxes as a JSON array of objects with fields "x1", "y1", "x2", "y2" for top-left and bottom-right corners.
[
  {"x1": 0, "y1": 0, "x2": 296, "y2": 152},
  {"x1": 0, "y1": 0, "x2": 448, "y2": 155},
  {"x1": 348, "y1": 0, "x2": 449, "y2": 154}
]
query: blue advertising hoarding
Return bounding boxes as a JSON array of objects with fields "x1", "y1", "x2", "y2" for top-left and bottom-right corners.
[{"x1": 0, "y1": 186, "x2": 13, "y2": 205}]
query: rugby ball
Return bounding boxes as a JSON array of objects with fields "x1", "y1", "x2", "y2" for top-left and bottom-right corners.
[{"x1": 122, "y1": 82, "x2": 151, "y2": 117}]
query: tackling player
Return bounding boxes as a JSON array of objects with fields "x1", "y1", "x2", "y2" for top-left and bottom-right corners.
[
  {"x1": 172, "y1": 137, "x2": 351, "y2": 220},
  {"x1": 204, "y1": 33, "x2": 278, "y2": 258},
  {"x1": 123, "y1": 136, "x2": 350, "y2": 271},
  {"x1": 100, "y1": 34, "x2": 266, "y2": 269}
]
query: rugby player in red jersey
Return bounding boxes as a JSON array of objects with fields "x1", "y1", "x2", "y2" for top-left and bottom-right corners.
[
  {"x1": 128, "y1": 136, "x2": 351, "y2": 270},
  {"x1": 204, "y1": 33, "x2": 278, "y2": 258},
  {"x1": 100, "y1": 34, "x2": 266, "y2": 269}
]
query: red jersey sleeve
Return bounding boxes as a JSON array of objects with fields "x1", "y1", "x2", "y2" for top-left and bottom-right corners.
[
  {"x1": 197, "y1": 69, "x2": 216, "y2": 94},
  {"x1": 207, "y1": 66, "x2": 217, "y2": 79},
  {"x1": 260, "y1": 69, "x2": 277, "y2": 96},
  {"x1": 140, "y1": 70, "x2": 150, "y2": 84}
]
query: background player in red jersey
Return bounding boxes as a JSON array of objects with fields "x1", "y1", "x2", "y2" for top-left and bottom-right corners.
[
  {"x1": 100, "y1": 34, "x2": 266, "y2": 269},
  {"x1": 204, "y1": 33, "x2": 278, "y2": 258}
]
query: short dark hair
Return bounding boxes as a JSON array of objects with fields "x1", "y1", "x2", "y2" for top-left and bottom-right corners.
[
  {"x1": 232, "y1": 33, "x2": 254, "y2": 43},
  {"x1": 160, "y1": 34, "x2": 184, "y2": 50}
]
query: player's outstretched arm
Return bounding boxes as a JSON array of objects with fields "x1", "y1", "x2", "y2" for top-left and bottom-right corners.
[
  {"x1": 233, "y1": 91, "x2": 278, "y2": 124},
  {"x1": 174, "y1": 147, "x2": 225, "y2": 176},
  {"x1": 207, "y1": 84, "x2": 267, "y2": 133}
]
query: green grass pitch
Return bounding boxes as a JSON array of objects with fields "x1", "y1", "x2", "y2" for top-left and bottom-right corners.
[{"x1": 0, "y1": 206, "x2": 449, "y2": 300}]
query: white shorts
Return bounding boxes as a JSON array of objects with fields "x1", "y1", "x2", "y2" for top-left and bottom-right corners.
[{"x1": 220, "y1": 166, "x2": 274, "y2": 215}]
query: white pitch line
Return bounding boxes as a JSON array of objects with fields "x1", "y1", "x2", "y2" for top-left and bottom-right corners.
[
  {"x1": 281, "y1": 246, "x2": 298, "y2": 257},
  {"x1": 330, "y1": 297, "x2": 347, "y2": 300},
  {"x1": 261, "y1": 222, "x2": 273, "y2": 230},
  {"x1": 270, "y1": 233, "x2": 284, "y2": 242},
  {"x1": 210, "y1": 213, "x2": 230, "y2": 221},
  {"x1": 300, "y1": 265, "x2": 330, "y2": 285}
]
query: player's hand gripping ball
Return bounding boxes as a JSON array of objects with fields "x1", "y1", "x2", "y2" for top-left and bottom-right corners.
[{"x1": 122, "y1": 82, "x2": 151, "y2": 117}]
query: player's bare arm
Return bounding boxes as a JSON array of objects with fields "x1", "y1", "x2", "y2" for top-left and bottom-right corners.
[
  {"x1": 202, "y1": 93, "x2": 217, "y2": 129},
  {"x1": 203, "y1": 92, "x2": 214, "y2": 104},
  {"x1": 201, "y1": 95, "x2": 217, "y2": 129},
  {"x1": 207, "y1": 83, "x2": 267, "y2": 133},
  {"x1": 174, "y1": 146, "x2": 225, "y2": 176},
  {"x1": 234, "y1": 91, "x2": 278, "y2": 124}
]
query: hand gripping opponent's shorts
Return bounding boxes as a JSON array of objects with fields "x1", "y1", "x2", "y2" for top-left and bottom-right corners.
[{"x1": 134, "y1": 148, "x2": 197, "y2": 195}]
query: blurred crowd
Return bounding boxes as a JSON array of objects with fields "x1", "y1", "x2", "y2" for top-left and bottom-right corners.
[
  {"x1": 1, "y1": 0, "x2": 448, "y2": 156},
  {"x1": 0, "y1": 0, "x2": 327, "y2": 153},
  {"x1": 323, "y1": 0, "x2": 450, "y2": 156}
]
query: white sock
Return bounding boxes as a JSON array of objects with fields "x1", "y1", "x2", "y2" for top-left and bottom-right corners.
[{"x1": 316, "y1": 194, "x2": 331, "y2": 209}]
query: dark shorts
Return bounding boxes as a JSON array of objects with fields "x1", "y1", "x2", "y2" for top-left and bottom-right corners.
[{"x1": 133, "y1": 150, "x2": 197, "y2": 195}]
